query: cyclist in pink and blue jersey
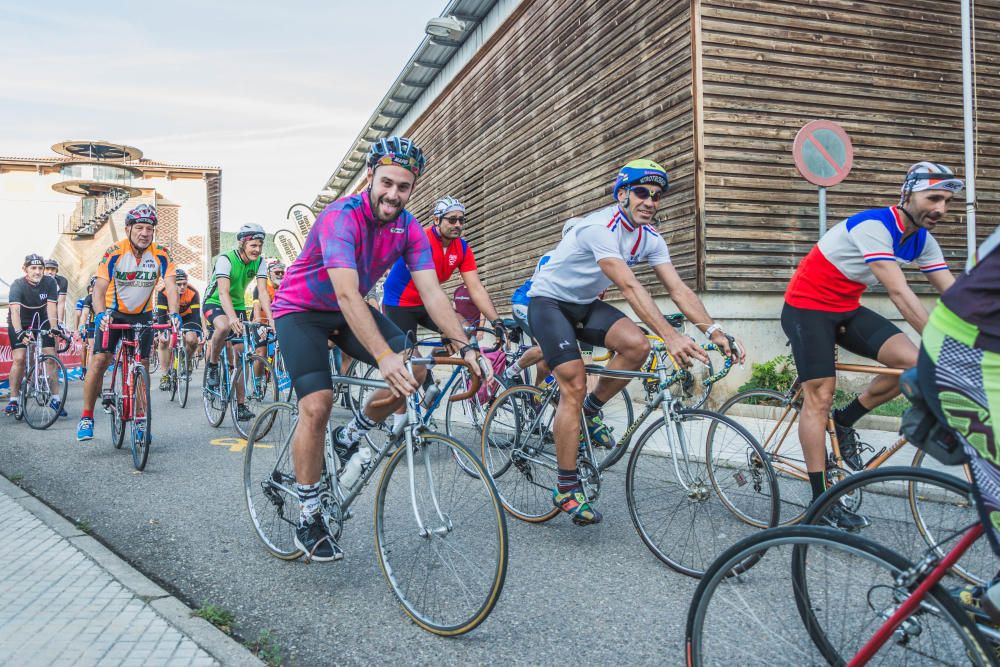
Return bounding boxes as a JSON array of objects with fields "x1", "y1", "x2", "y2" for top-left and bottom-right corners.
[{"x1": 271, "y1": 136, "x2": 486, "y2": 563}]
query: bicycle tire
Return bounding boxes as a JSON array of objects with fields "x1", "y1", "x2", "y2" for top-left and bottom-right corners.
[
  {"x1": 231, "y1": 355, "x2": 278, "y2": 438},
  {"x1": 685, "y1": 525, "x2": 994, "y2": 666},
  {"x1": 911, "y1": 446, "x2": 974, "y2": 484},
  {"x1": 167, "y1": 346, "x2": 178, "y2": 402},
  {"x1": 148, "y1": 352, "x2": 159, "y2": 375},
  {"x1": 109, "y1": 359, "x2": 127, "y2": 449},
  {"x1": 130, "y1": 364, "x2": 152, "y2": 471},
  {"x1": 177, "y1": 346, "x2": 190, "y2": 408},
  {"x1": 374, "y1": 432, "x2": 507, "y2": 636},
  {"x1": 479, "y1": 384, "x2": 561, "y2": 523},
  {"x1": 203, "y1": 360, "x2": 229, "y2": 427},
  {"x1": 803, "y1": 466, "x2": 991, "y2": 587},
  {"x1": 243, "y1": 402, "x2": 303, "y2": 560},
  {"x1": 21, "y1": 354, "x2": 67, "y2": 430},
  {"x1": 713, "y1": 387, "x2": 812, "y2": 525},
  {"x1": 626, "y1": 409, "x2": 779, "y2": 577}
]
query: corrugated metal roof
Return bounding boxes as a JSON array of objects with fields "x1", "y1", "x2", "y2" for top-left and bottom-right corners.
[{"x1": 311, "y1": 0, "x2": 499, "y2": 211}]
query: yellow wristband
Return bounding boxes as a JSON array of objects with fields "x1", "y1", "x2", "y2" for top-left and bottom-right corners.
[{"x1": 375, "y1": 348, "x2": 393, "y2": 363}]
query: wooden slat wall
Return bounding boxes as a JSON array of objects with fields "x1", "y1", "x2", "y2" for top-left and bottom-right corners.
[
  {"x1": 402, "y1": 0, "x2": 697, "y2": 305},
  {"x1": 700, "y1": 0, "x2": 1000, "y2": 292}
]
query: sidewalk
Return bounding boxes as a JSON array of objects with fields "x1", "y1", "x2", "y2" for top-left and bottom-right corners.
[{"x1": 0, "y1": 476, "x2": 262, "y2": 667}]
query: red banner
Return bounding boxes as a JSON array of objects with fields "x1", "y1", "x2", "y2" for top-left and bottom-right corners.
[{"x1": 0, "y1": 329, "x2": 82, "y2": 381}]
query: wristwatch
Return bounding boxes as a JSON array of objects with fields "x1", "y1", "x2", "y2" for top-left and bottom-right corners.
[{"x1": 704, "y1": 323, "x2": 723, "y2": 338}]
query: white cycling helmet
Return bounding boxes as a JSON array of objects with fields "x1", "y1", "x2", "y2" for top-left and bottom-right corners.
[
  {"x1": 900, "y1": 162, "x2": 964, "y2": 204},
  {"x1": 432, "y1": 196, "x2": 465, "y2": 218},
  {"x1": 237, "y1": 223, "x2": 266, "y2": 242}
]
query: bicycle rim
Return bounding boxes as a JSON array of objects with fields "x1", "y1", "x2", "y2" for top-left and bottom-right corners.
[
  {"x1": 243, "y1": 402, "x2": 303, "y2": 559},
  {"x1": 169, "y1": 350, "x2": 178, "y2": 402},
  {"x1": 374, "y1": 433, "x2": 507, "y2": 635},
  {"x1": 203, "y1": 361, "x2": 228, "y2": 427},
  {"x1": 130, "y1": 365, "x2": 151, "y2": 471},
  {"x1": 178, "y1": 347, "x2": 190, "y2": 408},
  {"x1": 110, "y1": 360, "x2": 127, "y2": 449},
  {"x1": 232, "y1": 356, "x2": 278, "y2": 438},
  {"x1": 22, "y1": 354, "x2": 66, "y2": 430},
  {"x1": 805, "y1": 466, "x2": 991, "y2": 587},
  {"x1": 625, "y1": 411, "x2": 778, "y2": 578},
  {"x1": 714, "y1": 388, "x2": 811, "y2": 525},
  {"x1": 480, "y1": 385, "x2": 560, "y2": 522},
  {"x1": 687, "y1": 525, "x2": 994, "y2": 666}
]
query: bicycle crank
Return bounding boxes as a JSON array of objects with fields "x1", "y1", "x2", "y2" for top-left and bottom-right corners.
[{"x1": 576, "y1": 459, "x2": 601, "y2": 502}]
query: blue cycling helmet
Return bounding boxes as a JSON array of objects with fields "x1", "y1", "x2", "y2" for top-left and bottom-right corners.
[
  {"x1": 125, "y1": 204, "x2": 158, "y2": 226},
  {"x1": 612, "y1": 159, "x2": 669, "y2": 201},
  {"x1": 367, "y1": 136, "x2": 426, "y2": 177},
  {"x1": 433, "y1": 196, "x2": 465, "y2": 218}
]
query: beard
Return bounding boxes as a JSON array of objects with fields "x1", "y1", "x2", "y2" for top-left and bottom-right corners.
[{"x1": 373, "y1": 193, "x2": 403, "y2": 222}]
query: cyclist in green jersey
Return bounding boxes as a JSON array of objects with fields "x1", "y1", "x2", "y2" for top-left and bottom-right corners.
[{"x1": 203, "y1": 223, "x2": 272, "y2": 421}]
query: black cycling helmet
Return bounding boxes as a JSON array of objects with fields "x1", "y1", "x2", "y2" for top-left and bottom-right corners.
[
  {"x1": 23, "y1": 254, "x2": 44, "y2": 268},
  {"x1": 44, "y1": 258, "x2": 59, "y2": 269},
  {"x1": 367, "y1": 136, "x2": 426, "y2": 177},
  {"x1": 175, "y1": 268, "x2": 188, "y2": 280}
]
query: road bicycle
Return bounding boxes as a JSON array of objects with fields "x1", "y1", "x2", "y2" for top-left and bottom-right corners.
[
  {"x1": 713, "y1": 357, "x2": 969, "y2": 524},
  {"x1": 101, "y1": 321, "x2": 174, "y2": 471},
  {"x1": 10, "y1": 324, "x2": 70, "y2": 430},
  {"x1": 480, "y1": 339, "x2": 781, "y2": 577},
  {"x1": 202, "y1": 321, "x2": 278, "y2": 437},
  {"x1": 162, "y1": 324, "x2": 200, "y2": 408},
  {"x1": 242, "y1": 355, "x2": 508, "y2": 636}
]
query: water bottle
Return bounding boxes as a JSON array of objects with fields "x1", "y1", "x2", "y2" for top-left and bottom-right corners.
[
  {"x1": 538, "y1": 374, "x2": 555, "y2": 391},
  {"x1": 340, "y1": 445, "x2": 372, "y2": 490},
  {"x1": 421, "y1": 383, "x2": 441, "y2": 409}
]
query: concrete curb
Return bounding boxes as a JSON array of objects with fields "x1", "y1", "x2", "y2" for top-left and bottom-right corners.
[{"x1": 0, "y1": 474, "x2": 264, "y2": 666}]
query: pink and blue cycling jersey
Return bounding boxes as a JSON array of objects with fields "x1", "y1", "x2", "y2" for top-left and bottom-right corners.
[{"x1": 271, "y1": 191, "x2": 434, "y2": 317}]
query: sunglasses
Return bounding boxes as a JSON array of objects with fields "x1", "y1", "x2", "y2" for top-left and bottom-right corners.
[
  {"x1": 442, "y1": 216, "x2": 466, "y2": 225},
  {"x1": 630, "y1": 186, "x2": 663, "y2": 202},
  {"x1": 271, "y1": 271, "x2": 285, "y2": 277}
]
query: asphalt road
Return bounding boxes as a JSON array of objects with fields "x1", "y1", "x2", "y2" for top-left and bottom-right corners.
[{"x1": 0, "y1": 371, "x2": 738, "y2": 666}]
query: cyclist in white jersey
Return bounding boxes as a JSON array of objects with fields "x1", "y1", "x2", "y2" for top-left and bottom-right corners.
[{"x1": 527, "y1": 159, "x2": 744, "y2": 525}]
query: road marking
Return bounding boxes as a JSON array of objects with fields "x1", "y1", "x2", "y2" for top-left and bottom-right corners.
[{"x1": 209, "y1": 437, "x2": 271, "y2": 452}]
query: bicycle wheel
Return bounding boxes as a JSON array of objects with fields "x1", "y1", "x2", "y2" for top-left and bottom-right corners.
[
  {"x1": 626, "y1": 409, "x2": 779, "y2": 577},
  {"x1": 203, "y1": 361, "x2": 229, "y2": 427},
  {"x1": 177, "y1": 346, "x2": 190, "y2": 408},
  {"x1": 805, "y1": 466, "x2": 992, "y2": 587},
  {"x1": 109, "y1": 359, "x2": 127, "y2": 449},
  {"x1": 480, "y1": 385, "x2": 560, "y2": 523},
  {"x1": 148, "y1": 352, "x2": 159, "y2": 375},
  {"x1": 130, "y1": 364, "x2": 151, "y2": 471},
  {"x1": 911, "y1": 446, "x2": 974, "y2": 484},
  {"x1": 589, "y1": 387, "x2": 634, "y2": 471},
  {"x1": 167, "y1": 347, "x2": 178, "y2": 402},
  {"x1": 344, "y1": 358, "x2": 374, "y2": 418},
  {"x1": 668, "y1": 357, "x2": 714, "y2": 410},
  {"x1": 713, "y1": 387, "x2": 811, "y2": 525},
  {"x1": 21, "y1": 354, "x2": 67, "y2": 430},
  {"x1": 374, "y1": 432, "x2": 507, "y2": 636},
  {"x1": 232, "y1": 356, "x2": 278, "y2": 439},
  {"x1": 243, "y1": 402, "x2": 304, "y2": 560},
  {"x1": 686, "y1": 525, "x2": 993, "y2": 666}
]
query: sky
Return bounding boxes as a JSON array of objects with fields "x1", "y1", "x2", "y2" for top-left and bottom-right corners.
[{"x1": 0, "y1": 1, "x2": 443, "y2": 249}]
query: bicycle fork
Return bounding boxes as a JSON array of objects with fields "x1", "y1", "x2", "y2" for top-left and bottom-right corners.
[{"x1": 403, "y1": 399, "x2": 451, "y2": 538}]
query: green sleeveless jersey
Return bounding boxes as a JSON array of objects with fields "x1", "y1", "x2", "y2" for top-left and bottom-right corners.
[{"x1": 205, "y1": 249, "x2": 266, "y2": 310}]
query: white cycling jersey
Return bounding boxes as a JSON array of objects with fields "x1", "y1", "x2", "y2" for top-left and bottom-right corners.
[{"x1": 528, "y1": 204, "x2": 671, "y2": 304}]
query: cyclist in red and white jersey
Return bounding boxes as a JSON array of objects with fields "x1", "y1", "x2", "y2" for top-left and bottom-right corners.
[{"x1": 782, "y1": 161, "x2": 962, "y2": 528}]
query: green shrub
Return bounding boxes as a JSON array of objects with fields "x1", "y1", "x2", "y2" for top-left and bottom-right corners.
[{"x1": 738, "y1": 354, "x2": 797, "y2": 394}]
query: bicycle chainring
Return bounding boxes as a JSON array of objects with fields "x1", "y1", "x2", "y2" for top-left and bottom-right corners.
[
  {"x1": 576, "y1": 458, "x2": 601, "y2": 502},
  {"x1": 319, "y1": 490, "x2": 344, "y2": 539}
]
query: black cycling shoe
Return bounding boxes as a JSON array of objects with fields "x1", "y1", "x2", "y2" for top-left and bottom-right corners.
[
  {"x1": 206, "y1": 364, "x2": 220, "y2": 390},
  {"x1": 332, "y1": 426, "x2": 358, "y2": 466},
  {"x1": 236, "y1": 404, "x2": 255, "y2": 421},
  {"x1": 834, "y1": 422, "x2": 864, "y2": 470},
  {"x1": 822, "y1": 503, "x2": 871, "y2": 532},
  {"x1": 294, "y1": 514, "x2": 343, "y2": 562}
]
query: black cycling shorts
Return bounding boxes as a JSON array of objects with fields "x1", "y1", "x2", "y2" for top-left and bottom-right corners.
[
  {"x1": 6, "y1": 321, "x2": 54, "y2": 351},
  {"x1": 275, "y1": 307, "x2": 409, "y2": 399},
  {"x1": 780, "y1": 302, "x2": 902, "y2": 382},
  {"x1": 204, "y1": 305, "x2": 247, "y2": 338},
  {"x1": 527, "y1": 296, "x2": 626, "y2": 369},
  {"x1": 92, "y1": 312, "x2": 155, "y2": 360},
  {"x1": 383, "y1": 304, "x2": 440, "y2": 343}
]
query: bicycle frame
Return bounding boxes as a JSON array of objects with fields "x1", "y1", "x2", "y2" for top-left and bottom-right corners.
[
  {"x1": 105, "y1": 322, "x2": 174, "y2": 422},
  {"x1": 759, "y1": 363, "x2": 907, "y2": 480},
  {"x1": 847, "y1": 521, "x2": 986, "y2": 665}
]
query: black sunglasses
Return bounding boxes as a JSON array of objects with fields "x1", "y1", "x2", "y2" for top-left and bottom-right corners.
[
  {"x1": 631, "y1": 186, "x2": 663, "y2": 202},
  {"x1": 442, "y1": 215, "x2": 466, "y2": 225}
]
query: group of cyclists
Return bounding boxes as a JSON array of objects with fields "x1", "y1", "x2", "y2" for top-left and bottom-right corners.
[{"x1": 3, "y1": 132, "x2": 997, "y2": 624}]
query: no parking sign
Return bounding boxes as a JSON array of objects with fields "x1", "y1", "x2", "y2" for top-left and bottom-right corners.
[{"x1": 793, "y1": 120, "x2": 854, "y2": 236}]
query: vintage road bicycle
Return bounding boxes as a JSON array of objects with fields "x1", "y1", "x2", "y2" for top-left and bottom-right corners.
[
  {"x1": 202, "y1": 321, "x2": 278, "y2": 437},
  {"x1": 10, "y1": 322, "x2": 70, "y2": 430},
  {"x1": 480, "y1": 339, "x2": 780, "y2": 578},
  {"x1": 242, "y1": 354, "x2": 508, "y2": 636}
]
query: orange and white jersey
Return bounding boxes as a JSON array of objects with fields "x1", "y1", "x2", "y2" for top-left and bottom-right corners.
[{"x1": 97, "y1": 239, "x2": 175, "y2": 315}]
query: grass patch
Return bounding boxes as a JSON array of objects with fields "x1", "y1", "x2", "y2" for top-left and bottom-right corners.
[
  {"x1": 75, "y1": 519, "x2": 92, "y2": 533},
  {"x1": 8, "y1": 473, "x2": 23, "y2": 485},
  {"x1": 251, "y1": 630, "x2": 286, "y2": 667},
  {"x1": 194, "y1": 604, "x2": 235, "y2": 634}
]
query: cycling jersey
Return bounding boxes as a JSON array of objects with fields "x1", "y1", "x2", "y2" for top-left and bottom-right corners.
[
  {"x1": 453, "y1": 284, "x2": 480, "y2": 326},
  {"x1": 204, "y1": 249, "x2": 266, "y2": 311},
  {"x1": 96, "y1": 239, "x2": 175, "y2": 315},
  {"x1": 528, "y1": 205, "x2": 671, "y2": 304},
  {"x1": 251, "y1": 282, "x2": 276, "y2": 324},
  {"x1": 79, "y1": 294, "x2": 96, "y2": 328},
  {"x1": 271, "y1": 191, "x2": 433, "y2": 317},
  {"x1": 382, "y1": 227, "x2": 475, "y2": 307},
  {"x1": 511, "y1": 254, "x2": 552, "y2": 306},
  {"x1": 156, "y1": 286, "x2": 200, "y2": 319},
  {"x1": 49, "y1": 274, "x2": 68, "y2": 297},
  {"x1": 7, "y1": 275, "x2": 58, "y2": 328},
  {"x1": 939, "y1": 227, "x2": 1000, "y2": 354},
  {"x1": 785, "y1": 206, "x2": 948, "y2": 312}
]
